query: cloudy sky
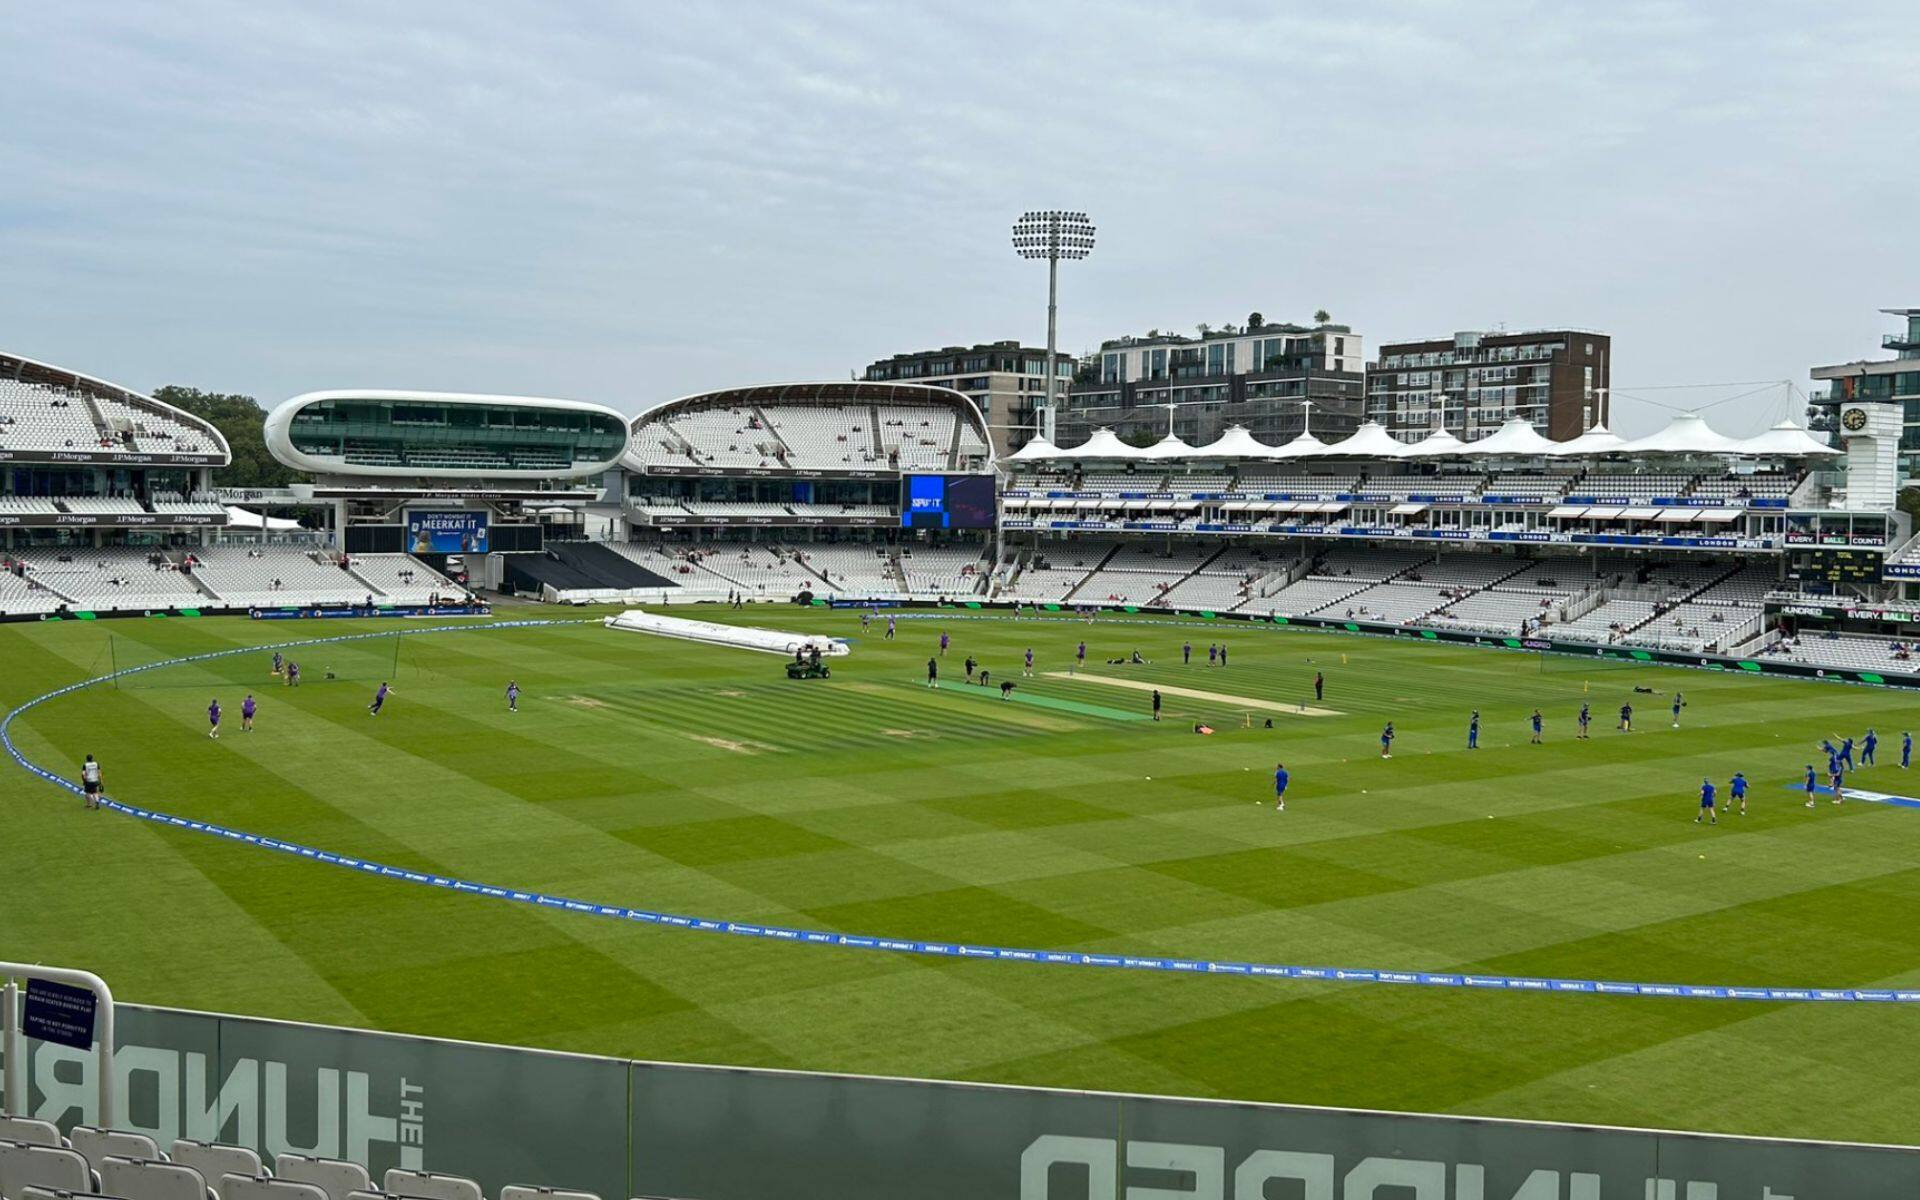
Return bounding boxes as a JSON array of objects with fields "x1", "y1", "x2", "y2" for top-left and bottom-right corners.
[{"x1": 3, "y1": 1, "x2": 1914, "y2": 434}]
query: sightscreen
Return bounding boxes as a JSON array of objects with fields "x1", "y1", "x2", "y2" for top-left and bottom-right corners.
[{"x1": 901, "y1": 475, "x2": 995, "y2": 529}]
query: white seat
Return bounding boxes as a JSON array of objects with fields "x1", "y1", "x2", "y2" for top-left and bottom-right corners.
[
  {"x1": 499, "y1": 1187, "x2": 600, "y2": 1200},
  {"x1": 0, "y1": 1121, "x2": 59, "y2": 1149},
  {"x1": 170, "y1": 1143, "x2": 261, "y2": 1199},
  {"x1": 100, "y1": 1156, "x2": 214, "y2": 1200},
  {"x1": 0, "y1": 1143, "x2": 92, "y2": 1200},
  {"x1": 23, "y1": 1188, "x2": 134, "y2": 1200},
  {"x1": 272, "y1": 1157, "x2": 368, "y2": 1200},
  {"x1": 380, "y1": 1172, "x2": 480, "y2": 1200},
  {"x1": 72, "y1": 1127, "x2": 163, "y2": 1173},
  {"x1": 220, "y1": 1176, "x2": 328, "y2": 1200}
]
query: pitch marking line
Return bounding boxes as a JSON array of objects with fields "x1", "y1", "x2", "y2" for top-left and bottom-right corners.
[{"x1": 1042, "y1": 672, "x2": 1342, "y2": 717}]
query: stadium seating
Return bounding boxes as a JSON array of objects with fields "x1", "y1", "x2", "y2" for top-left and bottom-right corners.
[
  {"x1": 0, "y1": 1119, "x2": 60, "y2": 1148},
  {"x1": 68, "y1": 1129, "x2": 160, "y2": 1175},
  {"x1": 344, "y1": 554, "x2": 465, "y2": 604},
  {"x1": 97, "y1": 1156, "x2": 208, "y2": 1200},
  {"x1": 187, "y1": 547, "x2": 366, "y2": 607},
  {"x1": 1253, "y1": 575, "x2": 1373, "y2": 616},
  {"x1": 875, "y1": 406, "x2": 957, "y2": 470},
  {"x1": 1767, "y1": 633, "x2": 1920, "y2": 672},
  {"x1": 1548, "y1": 598, "x2": 1659, "y2": 641},
  {"x1": 220, "y1": 1177, "x2": 326, "y2": 1200},
  {"x1": 170, "y1": 1141, "x2": 262, "y2": 1194},
  {"x1": 57, "y1": 496, "x2": 147, "y2": 514},
  {"x1": 1318, "y1": 581, "x2": 1453, "y2": 623},
  {"x1": 0, "y1": 1142, "x2": 92, "y2": 1198},
  {"x1": 894, "y1": 545, "x2": 989, "y2": 595},
  {"x1": 0, "y1": 381, "x2": 109, "y2": 452},
  {"x1": 274, "y1": 1156, "x2": 369, "y2": 1200},
  {"x1": 380, "y1": 1170, "x2": 482, "y2": 1200},
  {"x1": 15, "y1": 548, "x2": 209, "y2": 612},
  {"x1": 150, "y1": 492, "x2": 228, "y2": 517}
]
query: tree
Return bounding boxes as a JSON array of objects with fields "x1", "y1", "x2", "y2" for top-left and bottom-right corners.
[
  {"x1": 152, "y1": 385, "x2": 305, "y2": 489},
  {"x1": 1313, "y1": 309, "x2": 1331, "y2": 325},
  {"x1": 1247, "y1": 311, "x2": 1264, "y2": 330},
  {"x1": 1196, "y1": 322, "x2": 1213, "y2": 337}
]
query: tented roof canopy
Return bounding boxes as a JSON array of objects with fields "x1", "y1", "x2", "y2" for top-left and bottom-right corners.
[
  {"x1": 1544, "y1": 423, "x2": 1627, "y2": 457},
  {"x1": 1190, "y1": 425, "x2": 1283, "y2": 459},
  {"x1": 1320, "y1": 421, "x2": 1412, "y2": 458},
  {"x1": 1004, "y1": 436, "x2": 1062, "y2": 462},
  {"x1": 1402, "y1": 429, "x2": 1470, "y2": 458},
  {"x1": 1270, "y1": 431, "x2": 1333, "y2": 459},
  {"x1": 1615, "y1": 413, "x2": 1745, "y2": 456},
  {"x1": 1458, "y1": 417, "x2": 1560, "y2": 457},
  {"x1": 1728, "y1": 419, "x2": 1841, "y2": 457},
  {"x1": 1138, "y1": 432, "x2": 1197, "y2": 460},
  {"x1": 1056, "y1": 427, "x2": 1145, "y2": 460}
]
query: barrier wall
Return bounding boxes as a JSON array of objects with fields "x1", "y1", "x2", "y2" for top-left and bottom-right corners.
[{"x1": 3, "y1": 1003, "x2": 1918, "y2": 1198}]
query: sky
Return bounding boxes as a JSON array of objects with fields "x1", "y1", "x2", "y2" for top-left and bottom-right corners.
[{"x1": 3, "y1": 1, "x2": 1916, "y2": 436}]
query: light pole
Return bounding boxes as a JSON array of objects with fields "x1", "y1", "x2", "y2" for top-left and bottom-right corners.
[{"x1": 1012, "y1": 210, "x2": 1095, "y2": 445}]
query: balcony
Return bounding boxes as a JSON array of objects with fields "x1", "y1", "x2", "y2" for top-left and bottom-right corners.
[{"x1": 1884, "y1": 333, "x2": 1920, "y2": 355}]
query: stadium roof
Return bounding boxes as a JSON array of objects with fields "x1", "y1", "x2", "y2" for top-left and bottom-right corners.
[
  {"x1": 0, "y1": 348, "x2": 230, "y2": 465},
  {"x1": 1033, "y1": 412, "x2": 1834, "y2": 464}
]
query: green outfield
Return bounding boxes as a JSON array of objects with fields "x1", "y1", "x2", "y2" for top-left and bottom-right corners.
[{"x1": 5, "y1": 606, "x2": 1920, "y2": 1143}]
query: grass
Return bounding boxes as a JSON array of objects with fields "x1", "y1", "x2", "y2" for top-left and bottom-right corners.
[{"x1": 5, "y1": 604, "x2": 1920, "y2": 1143}]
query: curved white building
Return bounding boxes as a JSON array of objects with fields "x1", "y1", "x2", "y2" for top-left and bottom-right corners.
[{"x1": 265, "y1": 390, "x2": 629, "y2": 480}]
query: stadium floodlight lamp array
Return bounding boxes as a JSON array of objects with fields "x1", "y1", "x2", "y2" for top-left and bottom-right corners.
[
  {"x1": 1011, "y1": 210, "x2": 1096, "y2": 442},
  {"x1": 1011, "y1": 210, "x2": 1097, "y2": 260}
]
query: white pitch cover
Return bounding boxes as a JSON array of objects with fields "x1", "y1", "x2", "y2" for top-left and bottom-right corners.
[{"x1": 603, "y1": 610, "x2": 850, "y2": 656}]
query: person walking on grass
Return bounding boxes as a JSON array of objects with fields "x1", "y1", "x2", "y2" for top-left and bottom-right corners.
[
  {"x1": 1730, "y1": 771, "x2": 1748, "y2": 816},
  {"x1": 1467, "y1": 710, "x2": 1479, "y2": 750},
  {"x1": 1805, "y1": 763, "x2": 1820, "y2": 809},
  {"x1": 1577, "y1": 702, "x2": 1590, "y2": 739},
  {"x1": 81, "y1": 753, "x2": 102, "y2": 810},
  {"x1": 1379, "y1": 722, "x2": 1395, "y2": 759},
  {"x1": 1671, "y1": 692, "x2": 1684, "y2": 728},
  {"x1": 1904, "y1": 730, "x2": 1913, "y2": 769},
  {"x1": 926, "y1": 657, "x2": 939, "y2": 690},
  {"x1": 1530, "y1": 709, "x2": 1543, "y2": 744},
  {"x1": 1862, "y1": 728, "x2": 1878, "y2": 767},
  {"x1": 1151, "y1": 689, "x2": 1162, "y2": 722},
  {"x1": 1024, "y1": 647, "x2": 1034, "y2": 677},
  {"x1": 207, "y1": 698, "x2": 222, "y2": 739},
  {"x1": 1314, "y1": 671, "x2": 1324, "y2": 703},
  {"x1": 506, "y1": 679, "x2": 520, "y2": 713},
  {"x1": 1272, "y1": 762, "x2": 1289, "y2": 812},
  {"x1": 241, "y1": 693, "x2": 256, "y2": 732}
]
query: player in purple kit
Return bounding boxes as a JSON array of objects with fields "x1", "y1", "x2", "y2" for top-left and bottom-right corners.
[
  {"x1": 1023, "y1": 647, "x2": 1034, "y2": 677},
  {"x1": 241, "y1": 693, "x2": 256, "y2": 732},
  {"x1": 368, "y1": 681, "x2": 393, "y2": 716},
  {"x1": 207, "y1": 698, "x2": 222, "y2": 739},
  {"x1": 1074, "y1": 640, "x2": 1086, "y2": 673},
  {"x1": 286, "y1": 661, "x2": 300, "y2": 688},
  {"x1": 506, "y1": 680, "x2": 520, "y2": 713},
  {"x1": 939, "y1": 630, "x2": 950, "y2": 656}
]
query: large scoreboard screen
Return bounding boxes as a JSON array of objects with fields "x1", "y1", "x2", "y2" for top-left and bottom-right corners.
[
  {"x1": 1790, "y1": 547, "x2": 1882, "y2": 585},
  {"x1": 902, "y1": 475, "x2": 995, "y2": 529}
]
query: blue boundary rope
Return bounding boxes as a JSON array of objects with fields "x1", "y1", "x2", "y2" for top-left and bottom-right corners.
[{"x1": 6, "y1": 617, "x2": 1917, "y2": 1005}]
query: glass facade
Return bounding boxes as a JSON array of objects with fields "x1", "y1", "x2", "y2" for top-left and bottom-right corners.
[{"x1": 288, "y1": 399, "x2": 626, "y2": 472}]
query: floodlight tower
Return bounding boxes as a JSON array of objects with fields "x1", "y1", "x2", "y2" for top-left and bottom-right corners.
[{"x1": 1012, "y1": 210, "x2": 1095, "y2": 444}]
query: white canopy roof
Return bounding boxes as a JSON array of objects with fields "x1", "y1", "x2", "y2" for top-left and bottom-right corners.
[
  {"x1": 1004, "y1": 436, "x2": 1062, "y2": 462},
  {"x1": 1056, "y1": 427, "x2": 1146, "y2": 460},
  {"x1": 224, "y1": 505, "x2": 303, "y2": 531},
  {"x1": 1615, "y1": 412, "x2": 1745, "y2": 456},
  {"x1": 1138, "y1": 432, "x2": 1197, "y2": 460},
  {"x1": 1401, "y1": 429, "x2": 1470, "y2": 458},
  {"x1": 1270, "y1": 431, "x2": 1333, "y2": 459},
  {"x1": 1543, "y1": 423, "x2": 1628, "y2": 457},
  {"x1": 1321, "y1": 421, "x2": 1412, "y2": 458},
  {"x1": 1190, "y1": 425, "x2": 1283, "y2": 459},
  {"x1": 1728, "y1": 419, "x2": 1841, "y2": 457},
  {"x1": 1458, "y1": 417, "x2": 1560, "y2": 457}
]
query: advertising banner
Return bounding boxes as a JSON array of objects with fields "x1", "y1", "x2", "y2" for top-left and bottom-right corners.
[{"x1": 406, "y1": 511, "x2": 489, "y2": 554}]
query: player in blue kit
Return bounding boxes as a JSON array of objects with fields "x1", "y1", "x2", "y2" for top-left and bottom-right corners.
[
  {"x1": 1182, "y1": 641, "x2": 1191, "y2": 665},
  {"x1": 1467, "y1": 711, "x2": 1479, "y2": 750},
  {"x1": 1273, "y1": 762, "x2": 1289, "y2": 812},
  {"x1": 506, "y1": 680, "x2": 520, "y2": 713},
  {"x1": 206, "y1": 698, "x2": 221, "y2": 739},
  {"x1": 1830, "y1": 761, "x2": 1846, "y2": 804},
  {"x1": 1862, "y1": 728, "x2": 1878, "y2": 766},
  {"x1": 1729, "y1": 771, "x2": 1748, "y2": 816},
  {"x1": 1839, "y1": 736, "x2": 1855, "y2": 769},
  {"x1": 1529, "y1": 709, "x2": 1543, "y2": 744},
  {"x1": 1904, "y1": 731, "x2": 1913, "y2": 769},
  {"x1": 368, "y1": 681, "x2": 392, "y2": 716},
  {"x1": 241, "y1": 694, "x2": 256, "y2": 732},
  {"x1": 1618, "y1": 703, "x2": 1632, "y2": 732},
  {"x1": 1577, "y1": 702, "x2": 1591, "y2": 739},
  {"x1": 1671, "y1": 692, "x2": 1684, "y2": 728},
  {"x1": 1379, "y1": 722, "x2": 1395, "y2": 759},
  {"x1": 1694, "y1": 777, "x2": 1716, "y2": 824},
  {"x1": 1804, "y1": 764, "x2": 1819, "y2": 809}
]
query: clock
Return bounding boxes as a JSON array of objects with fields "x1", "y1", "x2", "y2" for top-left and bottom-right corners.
[{"x1": 1842, "y1": 407, "x2": 1868, "y2": 432}]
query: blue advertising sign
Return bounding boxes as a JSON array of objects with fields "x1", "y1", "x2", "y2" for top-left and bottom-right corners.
[
  {"x1": 407, "y1": 511, "x2": 488, "y2": 554},
  {"x1": 24, "y1": 978, "x2": 97, "y2": 1050}
]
